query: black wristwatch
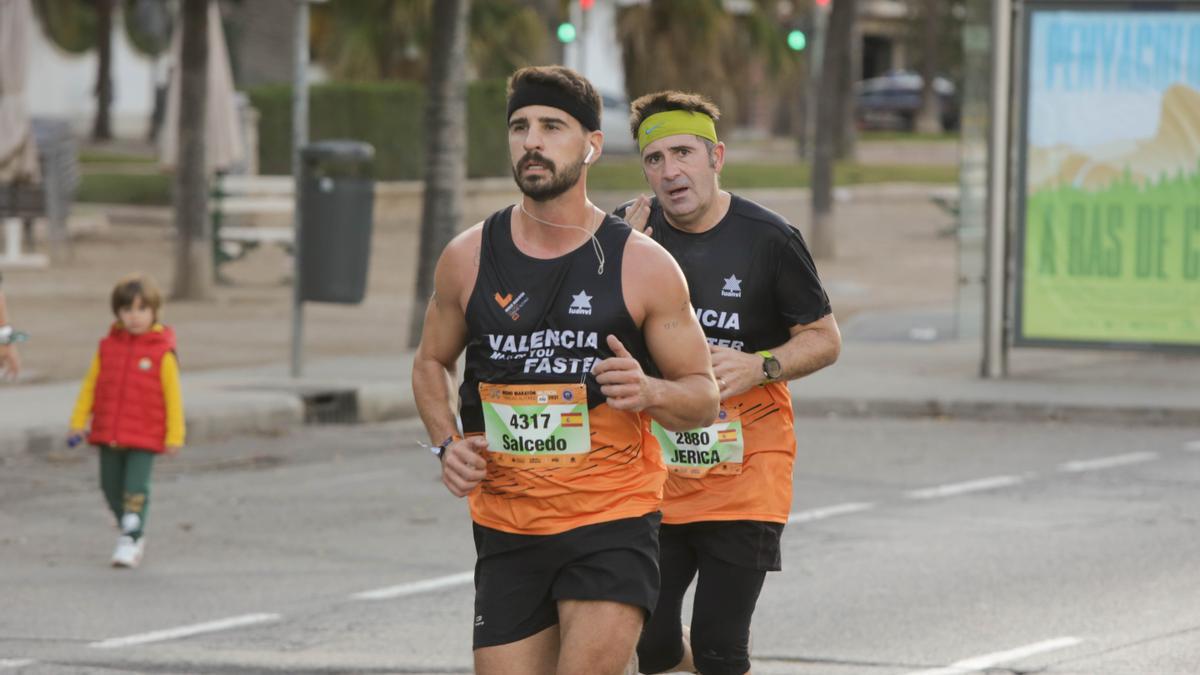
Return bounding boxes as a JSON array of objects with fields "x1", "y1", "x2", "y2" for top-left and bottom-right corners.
[{"x1": 757, "y1": 350, "x2": 782, "y2": 382}]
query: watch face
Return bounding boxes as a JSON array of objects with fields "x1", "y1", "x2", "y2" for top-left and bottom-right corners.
[{"x1": 764, "y1": 357, "x2": 782, "y2": 380}]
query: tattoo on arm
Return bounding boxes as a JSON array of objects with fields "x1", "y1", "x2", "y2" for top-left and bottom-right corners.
[{"x1": 662, "y1": 320, "x2": 680, "y2": 330}]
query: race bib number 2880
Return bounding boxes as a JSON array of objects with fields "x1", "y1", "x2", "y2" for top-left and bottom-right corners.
[
  {"x1": 651, "y1": 416, "x2": 744, "y2": 478},
  {"x1": 479, "y1": 383, "x2": 591, "y2": 467}
]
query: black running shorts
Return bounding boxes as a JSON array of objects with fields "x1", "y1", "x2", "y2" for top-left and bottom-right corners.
[
  {"x1": 471, "y1": 512, "x2": 662, "y2": 649},
  {"x1": 664, "y1": 519, "x2": 784, "y2": 571}
]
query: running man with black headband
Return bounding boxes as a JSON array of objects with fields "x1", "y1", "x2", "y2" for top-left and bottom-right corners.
[
  {"x1": 616, "y1": 91, "x2": 841, "y2": 675},
  {"x1": 411, "y1": 66, "x2": 719, "y2": 675}
]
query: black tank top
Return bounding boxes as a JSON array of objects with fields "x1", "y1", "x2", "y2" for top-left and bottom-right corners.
[{"x1": 459, "y1": 206, "x2": 653, "y2": 434}]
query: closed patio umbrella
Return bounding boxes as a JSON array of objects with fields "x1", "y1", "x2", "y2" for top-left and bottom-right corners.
[
  {"x1": 0, "y1": 0, "x2": 40, "y2": 184},
  {"x1": 159, "y1": 0, "x2": 245, "y2": 173}
]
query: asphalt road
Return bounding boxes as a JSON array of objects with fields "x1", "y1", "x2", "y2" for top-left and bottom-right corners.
[{"x1": 2, "y1": 416, "x2": 1198, "y2": 674}]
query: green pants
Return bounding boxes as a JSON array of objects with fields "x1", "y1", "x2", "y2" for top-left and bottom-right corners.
[{"x1": 99, "y1": 447, "x2": 156, "y2": 540}]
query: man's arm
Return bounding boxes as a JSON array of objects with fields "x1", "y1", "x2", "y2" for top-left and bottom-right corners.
[
  {"x1": 411, "y1": 225, "x2": 488, "y2": 497},
  {"x1": 710, "y1": 314, "x2": 841, "y2": 400},
  {"x1": 594, "y1": 234, "x2": 718, "y2": 431}
]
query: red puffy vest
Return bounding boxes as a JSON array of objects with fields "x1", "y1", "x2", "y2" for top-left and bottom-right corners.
[{"x1": 88, "y1": 324, "x2": 176, "y2": 453}]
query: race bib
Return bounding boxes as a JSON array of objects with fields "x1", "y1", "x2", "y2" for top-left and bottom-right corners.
[
  {"x1": 480, "y1": 383, "x2": 591, "y2": 467},
  {"x1": 651, "y1": 415, "x2": 744, "y2": 478}
]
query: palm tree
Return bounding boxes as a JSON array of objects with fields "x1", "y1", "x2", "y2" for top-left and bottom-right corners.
[
  {"x1": 616, "y1": 0, "x2": 791, "y2": 131},
  {"x1": 171, "y1": 0, "x2": 213, "y2": 300},
  {"x1": 407, "y1": 0, "x2": 469, "y2": 347},
  {"x1": 92, "y1": 0, "x2": 116, "y2": 140},
  {"x1": 914, "y1": 0, "x2": 943, "y2": 134},
  {"x1": 313, "y1": 0, "x2": 545, "y2": 83}
]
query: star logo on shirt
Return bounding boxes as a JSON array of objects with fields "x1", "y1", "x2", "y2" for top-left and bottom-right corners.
[
  {"x1": 569, "y1": 290, "x2": 593, "y2": 315},
  {"x1": 721, "y1": 274, "x2": 742, "y2": 298}
]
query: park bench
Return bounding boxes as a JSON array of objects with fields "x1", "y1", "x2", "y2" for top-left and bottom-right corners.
[{"x1": 209, "y1": 173, "x2": 295, "y2": 280}]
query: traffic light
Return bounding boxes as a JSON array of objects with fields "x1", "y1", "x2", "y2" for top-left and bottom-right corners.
[
  {"x1": 557, "y1": 21, "x2": 577, "y2": 43},
  {"x1": 580, "y1": 0, "x2": 594, "y2": 9},
  {"x1": 814, "y1": 0, "x2": 831, "y2": 6},
  {"x1": 787, "y1": 29, "x2": 807, "y2": 51}
]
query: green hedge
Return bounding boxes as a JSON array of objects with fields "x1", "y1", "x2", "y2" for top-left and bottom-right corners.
[
  {"x1": 78, "y1": 172, "x2": 171, "y2": 206},
  {"x1": 247, "y1": 79, "x2": 510, "y2": 180}
]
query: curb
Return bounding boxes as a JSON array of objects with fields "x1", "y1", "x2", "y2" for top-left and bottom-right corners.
[
  {"x1": 0, "y1": 383, "x2": 412, "y2": 460},
  {"x1": 793, "y1": 396, "x2": 1200, "y2": 426}
]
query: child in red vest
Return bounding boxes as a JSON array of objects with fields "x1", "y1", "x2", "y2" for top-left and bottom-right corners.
[{"x1": 69, "y1": 274, "x2": 185, "y2": 568}]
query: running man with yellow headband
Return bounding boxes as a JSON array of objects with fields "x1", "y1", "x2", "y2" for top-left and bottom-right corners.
[{"x1": 615, "y1": 91, "x2": 841, "y2": 675}]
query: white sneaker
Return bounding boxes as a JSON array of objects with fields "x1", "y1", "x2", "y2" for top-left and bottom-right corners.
[{"x1": 111, "y1": 535, "x2": 144, "y2": 568}]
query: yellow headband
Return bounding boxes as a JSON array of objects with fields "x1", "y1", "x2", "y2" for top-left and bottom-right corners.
[{"x1": 637, "y1": 110, "x2": 718, "y2": 153}]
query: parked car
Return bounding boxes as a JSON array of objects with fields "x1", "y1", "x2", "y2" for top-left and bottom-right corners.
[{"x1": 856, "y1": 71, "x2": 960, "y2": 132}]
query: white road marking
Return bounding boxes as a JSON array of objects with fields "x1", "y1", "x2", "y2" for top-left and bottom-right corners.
[
  {"x1": 906, "y1": 475, "x2": 1024, "y2": 500},
  {"x1": 1059, "y1": 452, "x2": 1158, "y2": 473},
  {"x1": 352, "y1": 571, "x2": 474, "y2": 600},
  {"x1": 1184, "y1": 440, "x2": 1200, "y2": 451},
  {"x1": 0, "y1": 660, "x2": 35, "y2": 669},
  {"x1": 902, "y1": 636, "x2": 1083, "y2": 675},
  {"x1": 789, "y1": 502, "x2": 876, "y2": 523},
  {"x1": 89, "y1": 613, "x2": 281, "y2": 649}
]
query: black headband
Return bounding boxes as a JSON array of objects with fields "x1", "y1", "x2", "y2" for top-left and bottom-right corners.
[{"x1": 506, "y1": 80, "x2": 600, "y2": 132}]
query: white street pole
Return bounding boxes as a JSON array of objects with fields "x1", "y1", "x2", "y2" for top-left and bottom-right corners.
[
  {"x1": 290, "y1": 0, "x2": 309, "y2": 378},
  {"x1": 983, "y1": 0, "x2": 1012, "y2": 378}
]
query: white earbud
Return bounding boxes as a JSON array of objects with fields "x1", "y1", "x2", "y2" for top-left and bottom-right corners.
[{"x1": 583, "y1": 146, "x2": 594, "y2": 165}]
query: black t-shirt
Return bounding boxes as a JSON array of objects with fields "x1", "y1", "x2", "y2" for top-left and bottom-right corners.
[{"x1": 616, "y1": 194, "x2": 830, "y2": 353}]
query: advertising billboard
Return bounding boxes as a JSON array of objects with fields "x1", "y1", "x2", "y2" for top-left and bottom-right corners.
[{"x1": 1017, "y1": 3, "x2": 1200, "y2": 349}]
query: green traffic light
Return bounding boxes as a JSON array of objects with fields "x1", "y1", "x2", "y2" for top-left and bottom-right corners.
[
  {"x1": 787, "y1": 29, "x2": 806, "y2": 51},
  {"x1": 557, "y1": 22, "x2": 577, "y2": 43}
]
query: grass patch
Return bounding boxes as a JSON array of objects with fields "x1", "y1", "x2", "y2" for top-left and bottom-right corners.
[
  {"x1": 78, "y1": 172, "x2": 171, "y2": 206},
  {"x1": 76, "y1": 161, "x2": 959, "y2": 206},
  {"x1": 79, "y1": 150, "x2": 157, "y2": 164},
  {"x1": 587, "y1": 160, "x2": 958, "y2": 191},
  {"x1": 859, "y1": 130, "x2": 959, "y2": 143}
]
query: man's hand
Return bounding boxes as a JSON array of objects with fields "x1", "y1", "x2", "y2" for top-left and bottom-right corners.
[
  {"x1": 0, "y1": 344, "x2": 19, "y2": 381},
  {"x1": 165, "y1": 445, "x2": 182, "y2": 455},
  {"x1": 623, "y1": 195, "x2": 654, "y2": 236},
  {"x1": 593, "y1": 335, "x2": 656, "y2": 412},
  {"x1": 710, "y1": 345, "x2": 764, "y2": 400},
  {"x1": 442, "y1": 436, "x2": 488, "y2": 497},
  {"x1": 67, "y1": 430, "x2": 86, "y2": 448}
]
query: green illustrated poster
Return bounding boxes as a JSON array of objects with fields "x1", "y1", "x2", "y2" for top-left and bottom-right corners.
[{"x1": 1019, "y1": 7, "x2": 1200, "y2": 348}]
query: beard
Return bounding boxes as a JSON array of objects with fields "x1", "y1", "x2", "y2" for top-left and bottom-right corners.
[{"x1": 511, "y1": 151, "x2": 585, "y2": 202}]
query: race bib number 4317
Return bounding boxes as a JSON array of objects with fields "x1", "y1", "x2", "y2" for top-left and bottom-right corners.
[{"x1": 480, "y1": 383, "x2": 591, "y2": 467}]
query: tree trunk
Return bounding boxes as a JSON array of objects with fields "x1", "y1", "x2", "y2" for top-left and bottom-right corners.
[
  {"x1": 915, "y1": 0, "x2": 944, "y2": 134},
  {"x1": 92, "y1": 0, "x2": 116, "y2": 141},
  {"x1": 407, "y1": 0, "x2": 470, "y2": 348},
  {"x1": 810, "y1": 0, "x2": 856, "y2": 260},
  {"x1": 172, "y1": 0, "x2": 213, "y2": 301}
]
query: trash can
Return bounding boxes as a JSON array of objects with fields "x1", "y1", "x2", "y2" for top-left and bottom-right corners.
[{"x1": 298, "y1": 140, "x2": 375, "y2": 304}]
